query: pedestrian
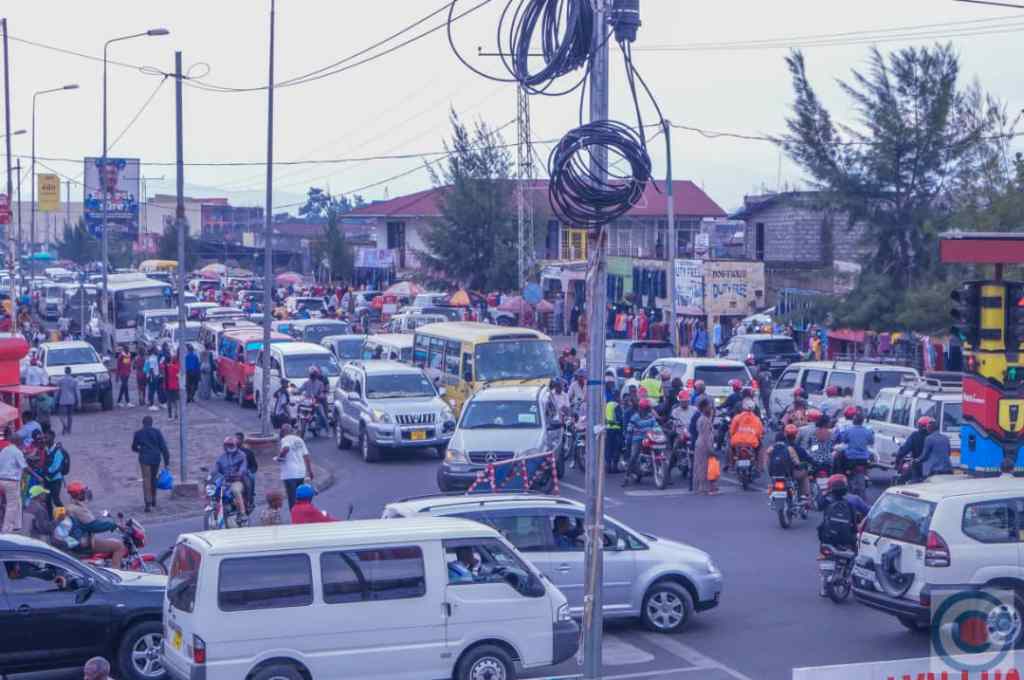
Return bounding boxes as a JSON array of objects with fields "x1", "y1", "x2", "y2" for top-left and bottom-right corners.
[
  {"x1": 115, "y1": 346, "x2": 133, "y2": 406},
  {"x1": 131, "y1": 415, "x2": 170, "y2": 512},
  {"x1": 272, "y1": 379, "x2": 291, "y2": 429},
  {"x1": 24, "y1": 485, "x2": 56, "y2": 543},
  {"x1": 259, "y1": 489, "x2": 285, "y2": 526},
  {"x1": 0, "y1": 427, "x2": 27, "y2": 532},
  {"x1": 133, "y1": 350, "x2": 147, "y2": 406},
  {"x1": 693, "y1": 397, "x2": 715, "y2": 495},
  {"x1": 290, "y1": 483, "x2": 336, "y2": 524},
  {"x1": 55, "y1": 366, "x2": 78, "y2": 435},
  {"x1": 24, "y1": 357, "x2": 47, "y2": 386},
  {"x1": 236, "y1": 431, "x2": 257, "y2": 512},
  {"x1": 83, "y1": 657, "x2": 113, "y2": 680},
  {"x1": 275, "y1": 423, "x2": 312, "y2": 509},
  {"x1": 185, "y1": 344, "x2": 201, "y2": 403},
  {"x1": 42, "y1": 431, "x2": 67, "y2": 515},
  {"x1": 198, "y1": 348, "x2": 212, "y2": 400},
  {"x1": 144, "y1": 349, "x2": 160, "y2": 410},
  {"x1": 164, "y1": 354, "x2": 180, "y2": 420},
  {"x1": 32, "y1": 391, "x2": 54, "y2": 431}
]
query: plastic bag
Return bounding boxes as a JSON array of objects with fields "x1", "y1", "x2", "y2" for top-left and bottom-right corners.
[
  {"x1": 707, "y1": 456, "x2": 721, "y2": 482},
  {"x1": 157, "y1": 468, "x2": 174, "y2": 490},
  {"x1": 52, "y1": 516, "x2": 80, "y2": 550}
]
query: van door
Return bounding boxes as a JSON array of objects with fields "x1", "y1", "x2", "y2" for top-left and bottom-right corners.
[
  {"x1": 771, "y1": 368, "x2": 800, "y2": 417},
  {"x1": 867, "y1": 392, "x2": 898, "y2": 467},
  {"x1": 443, "y1": 538, "x2": 553, "y2": 668},
  {"x1": 858, "y1": 492, "x2": 937, "y2": 605}
]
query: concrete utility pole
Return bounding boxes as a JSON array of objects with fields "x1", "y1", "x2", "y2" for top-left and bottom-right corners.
[
  {"x1": 1, "y1": 18, "x2": 12, "y2": 284},
  {"x1": 582, "y1": 1, "x2": 611, "y2": 678},
  {"x1": 174, "y1": 50, "x2": 188, "y2": 483},
  {"x1": 260, "y1": 0, "x2": 276, "y2": 436},
  {"x1": 664, "y1": 120, "x2": 678, "y2": 353},
  {"x1": 516, "y1": 85, "x2": 535, "y2": 289}
]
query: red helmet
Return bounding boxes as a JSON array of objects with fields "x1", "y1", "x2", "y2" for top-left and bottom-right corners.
[
  {"x1": 223, "y1": 436, "x2": 237, "y2": 447},
  {"x1": 826, "y1": 474, "x2": 848, "y2": 494},
  {"x1": 806, "y1": 409, "x2": 823, "y2": 423},
  {"x1": 637, "y1": 387, "x2": 649, "y2": 399},
  {"x1": 826, "y1": 385, "x2": 840, "y2": 397},
  {"x1": 916, "y1": 416, "x2": 934, "y2": 429},
  {"x1": 693, "y1": 380, "x2": 705, "y2": 391},
  {"x1": 677, "y1": 390, "x2": 691, "y2": 403},
  {"x1": 728, "y1": 379, "x2": 742, "y2": 392},
  {"x1": 784, "y1": 423, "x2": 798, "y2": 439},
  {"x1": 844, "y1": 406, "x2": 858, "y2": 420},
  {"x1": 638, "y1": 398, "x2": 652, "y2": 410},
  {"x1": 793, "y1": 387, "x2": 806, "y2": 399},
  {"x1": 66, "y1": 481, "x2": 89, "y2": 499}
]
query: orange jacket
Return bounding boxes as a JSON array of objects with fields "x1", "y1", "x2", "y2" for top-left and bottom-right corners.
[{"x1": 729, "y1": 411, "x2": 764, "y2": 448}]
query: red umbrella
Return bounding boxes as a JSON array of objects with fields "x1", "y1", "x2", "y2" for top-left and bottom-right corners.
[
  {"x1": 535, "y1": 299, "x2": 554, "y2": 314},
  {"x1": 275, "y1": 271, "x2": 303, "y2": 286},
  {"x1": 498, "y1": 296, "x2": 530, "y2": 313}
]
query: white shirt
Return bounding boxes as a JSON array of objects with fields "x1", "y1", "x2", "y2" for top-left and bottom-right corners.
[
  {"x1": 278, "y1": 434, "x2": 309, "y2": 480},
  {"x1": 0, "y1": 444, "x2": 27, "y2": 481},
  {"x1": 25, "y1": 365, "x2": 48, "y2": 386}
]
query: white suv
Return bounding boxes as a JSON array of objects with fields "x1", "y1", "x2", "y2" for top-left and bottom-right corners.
[{"x1": 853, "y1": 475, "x2": 1024, "y2": 639}]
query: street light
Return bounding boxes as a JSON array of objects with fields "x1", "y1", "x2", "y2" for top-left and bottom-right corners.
[
  {"x1": 4, "y1": 129, "x2": 25, "y2": 138},
  {"x1": 31, "y1": 83, "x2": 78, "y2": 298},
  {"x1": 100, "y1": 27, "x2": 169, "y2": 351}
]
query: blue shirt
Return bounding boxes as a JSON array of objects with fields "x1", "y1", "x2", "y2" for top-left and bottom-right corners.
[
  {"x1": 921, "y1": 432, "x2": 953, "y2": 477},
  {"x1": 46, "y1": 446, "x2": 65, "y2": 481},
  {"x1": 16, "y1": 421, "x2": 41, "y2": 445},
  {"x1": 837, "y1": 425, "x2": 875, "y2": 459},
  {"x1": 627, "y1": 411, "x2": 659, "y2": 444},
  {"x1": 185, "y1": 352, "x2": 201, "y2": 372}
]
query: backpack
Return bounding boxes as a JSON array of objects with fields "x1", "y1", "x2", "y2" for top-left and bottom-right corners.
[
  {"x1": 55, "y1": 445, "x2": 71, "y2": 476},
  {"x1": 768, "y1": 443, "x2": 792, "y2": 477},
  {"x1": 818, "y1": 497, "x2": 856, "y2": 547}
]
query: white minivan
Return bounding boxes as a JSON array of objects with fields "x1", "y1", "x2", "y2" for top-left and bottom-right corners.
[
  {"x1": 162, "y1": 517, "x2": 578, "y2": 680},
  {"x1": 252, "y1": 342, "x2": 341, "y2": 408}
]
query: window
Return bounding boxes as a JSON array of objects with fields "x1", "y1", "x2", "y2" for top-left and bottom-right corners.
[
  {"x1": 365, "y1": 373, "x2": 435, "y2": 398},
  {"x1": 413, "y1": 335, "x2": 430, "y2": 367},
  {"x1": 462, "y1": 353, "x2": 473, "y2": 382},
  {"x1": 864, "y1": 493, "x2": 935, "y2": 546},
  {"x1": 963, "y1": 499, "x2": 1022, "y2": 543},
  {"x1": 550, "y1": 514, "x2": 585, "y2": 551},
  {"x1": 891, "y1": 396, "x2": 912, "y2": 426},
  {"x1": 942, "y1": 403, "x2": 963, "y2": 433},
  {"x1": 827, "y1": 372, "x2": 856, "y2": 395},
  {"x1": 755, "y1": 222, "x2": 765, "y2": 261},
  {"x1": 218, "y1": 554, "x2": 313, "y2": 612},
  {"x1": 2, "y1": 559, "x2": 79, "y2": 595},
  {"x1": 461, "y1": 400, "x2": 540, "y2": 429},
  {"x1": 694, "y1": 365, "x2": 751, "y2": 387},
  {"x1": 428, "y1": 338, "x2": 445, "y2": 370},
  {"x1": 864, "y1": 370, "x2": 914, "y2": 400},
  {"x1": 775, "y1": 369, "x2": 799, "y2": 391},
  {"x1": 483, "y1": 512, "x2": 554, "y2": 553},
  {"x1": 445, "y1": 341, "x2": 461, "y2": 376},
  {"x1": 321, "y1": 546, "x2": 426, "y2": 603},
  {"x1": 801, "y1": 369, "x2": 828, "y2": 395},
  {"x1": 168, "y1": 543, "x2": 202, "y2": 613},
  {"x1": 868, "y1": 393, "x2": 895, "y2": 422},
  {"x1": 914, "y1": 399, "x2": 940, "y2": 423},
  {"x1": 561, "y1": 228, "x2": 588, "y2": 261},
  {"x1": 444, "y1": 539, "x2": 539, "y2": 596}
]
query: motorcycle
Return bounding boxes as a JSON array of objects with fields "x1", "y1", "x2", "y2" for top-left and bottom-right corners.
[
  {"x1": 713, "y1": 409, "x2": 732, "y2": 452},
  {"x1": 626, "y1": 425, "x2": 672, "y2": 488},
  {"x1": 202, "y1": 469, "x2": 248, "y2": 530},
  {"x1": 818, "y1": 543, "x2": 855, "y2": 603},
  {"x1": 76, "y1": 511, "x2": 166, "y2": 575},
  {"x1": 561, "y1": 412, "x2": 587, "y2": 474},
  {"x1": 808, "y1": 441, "x2": 833, "y2": 509},
  {"x1": 835, "y1": 443, "x2": 873, "y2": 497},
  {"x1": 769, "y1": 476, "x2": 808, "y2": 529},
  {"x1": 670, "y1": 421, "x2": 691, "y2": 480},
  {"x1": 733, "y1": 445, "x2": 756, "y2": 490},
  {"x1": 296, "y1": 397, "x2": 324, "y2": 439}
]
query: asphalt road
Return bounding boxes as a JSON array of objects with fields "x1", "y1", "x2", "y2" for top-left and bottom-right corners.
[{"x1": 25, "y1": 397, "x2": 929, "y2": 680}]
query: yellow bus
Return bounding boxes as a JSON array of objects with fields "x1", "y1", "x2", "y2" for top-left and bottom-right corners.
[{"x1": 412, "y1": 322, "x2": 558, "y2": 414}]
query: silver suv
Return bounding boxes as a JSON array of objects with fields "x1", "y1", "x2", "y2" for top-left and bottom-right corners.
[
  {"x1": 332, "y1": 360, "x2": 455, "y2": 462},
  {"x1": 383, "y1": 493, "x2": 723, "y2": 633}
]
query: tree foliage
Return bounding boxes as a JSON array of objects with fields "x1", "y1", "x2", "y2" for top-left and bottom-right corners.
[
  {"x1": 57, "y1": 219, "x2": 100, "y2": 265},
  {"x1": 157, "y1": 220, "x2": 199, "y2": 272},
  {"x1": 299, "y1": 187, "x2": 364, "y2": 223},
  {"x1": 416, "y1": 110, "x2": 516, "y2": 291},
  {"x1": 300, "y1": 187, "x2": 357, "y2": 282}
]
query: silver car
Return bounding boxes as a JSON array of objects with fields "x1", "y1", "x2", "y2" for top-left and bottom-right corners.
[
  {"x1": 383, "y1": 493, "x2": 723, "y2": 633},
  {"x1": 332, "y1": 360, "x2": 455, "y2": 462}
]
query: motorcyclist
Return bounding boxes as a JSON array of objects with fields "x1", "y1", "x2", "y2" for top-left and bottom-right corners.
[
  {"x1": 918, "y1": 417, "x2": 953, "y2": 479},
  {"x1": 818, "y1": 385, "x2": 843, "y2": 421},
  {"x1": 796, "y1": 409, "x2": 823, "y2": 451},
  {"x1": 739, "y1": 385, "x2": 761, "y2": 418},
  {"x1": 603, "y1": 370, "x2": 617, "y2": 402},
  {"x1": 670, "y1": 390, "x2": 692, "y2": 449},
  {"x1": 805, "y1": 412, "x2": 835, "y2": 469},
  {"x1": 895, "y1": 416, "x2": 930, "y2": 483},
  {"x1": 781, "y1": 388, "x2": 810, "y2": 428},
  {"x1": 767, "y1": 425, "x2": 813, "y2": 504},
  {"x1": 728, "y1": 399, "x2": 764, "y2": 469},
  {"x1": 568, "y1": 369, "x2": 587, "y2": 411},
  {"x1": 622, "y1": 398, "x2": 659, "y2": 487},
  {"x1": 834, "y1": 408, "x2": 874, "y2": 473},
  {"x1": 660, "y1": 377, "x2": 683, "y2": 419},
  {"x1": 299, "y1": 366, "x2": 329, "y2": 433},
  {"x1": 722, "y1": 379, "x2": 744, "y2": 415},
  {"x1": 546, "y1": 378, "x2": 570, "y2": 426},
  {"x1": 689, "y1": 379, "x2": 706, "y2": 405},
  {"x1": 65, "y1": 481, "x2": 126, "y2": 569},
  {"x1": 215, "y1": 436, "x2": 249, "y2": 515},
  {"x1": 818, "y1": 473, "x2": 870, "y2": 521}
]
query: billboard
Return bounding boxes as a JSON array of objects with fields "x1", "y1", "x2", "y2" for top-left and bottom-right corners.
[
  {"x1": 83, "y1": 157, "x2": 140, "y2": 240},
  {"x1": 673, "y1": 259, "x2": 704, "y2": 315},
  {"x1": 703, "y1": 260, "x2": 766, "y2": 316},
  {"x1": 37, "y1": 173, "x2": 60, "y2": 212}
]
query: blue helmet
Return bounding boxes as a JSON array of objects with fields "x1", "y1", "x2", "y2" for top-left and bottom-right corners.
[{"x1": 295, "y1": 484, "x2": 316, "y2": 501}]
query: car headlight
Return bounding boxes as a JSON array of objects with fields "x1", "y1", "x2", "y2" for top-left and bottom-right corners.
[
  {"x1": 370, "y1": 408, "x2": 392, "y2": 424},
  {"x1": 706, "y1": 560, "x2": 720, "y2": 575},
  {"x1": 445, "y1": 448, "x2": 467, "y2": 464},
  {"x1": 557, "y1": 603, "x2": 571, "y2": 622},
  {"x1": 97, "y1": 372, "x2": 110, "y2": 383}
]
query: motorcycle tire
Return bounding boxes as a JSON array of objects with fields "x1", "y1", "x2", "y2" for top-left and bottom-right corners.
[
  {"x1": 740, "y1": 471, "x2": 751, "y2": 491},
  {"x1": 574, "y1": 445, "x2": 586, "y2": 474},
  {"x1": 654, "y1": 457, "x2": 671, "y2": 489},
  {"x1": 777, "y1": 506, "x2": 792, "y2": 529},
  {"x1": 825, "y1": 574, "x2": 851, "y2": 603}
]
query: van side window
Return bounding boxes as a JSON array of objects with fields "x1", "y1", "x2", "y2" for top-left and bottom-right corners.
[
  {"x1": 413, "y1": 335, "x2": 429, "y2": 367},
  {"x1": 826, "y1": 372, "x2": 855, "y2": 395},
  {"x1": 962, "y1": 499, "x2": 1022, "y2": 544},
  {"x1": 462, "y1": 353, "x2": 473, "y2": 382},
  {"x1": 801, "y1": 369, "x2": 827, "y2": 395},
  {"x1": 218, "y1": 554, "x2": 312, "y2": 612},
  {"x1": 891, "y1": 396, "x2": 912, "y2": 426},
  {"x1": 482, "y1": 511, "x2": 554, "y2": 553},
  {"x1": 914, "y1": 399, "x2": 939, "y2": 422},
  {"x1": 775, "y1": 368, "x2": 798, "y2": 391},
  {"x1": 868, "y1": 394, "x2": 894, "y2": 422},
  {"x1": 321, "y1": 546, "x2": 425, "y2": 603},
  {"x1": 444, "y1": 341, "x2": 461, "y2": 376},
  {"x1": 444, "y1": 539, "x2": 540, "y2": 597},
  {"x1": 428, "y1": 338, "x2": 445, "y2": 371}
]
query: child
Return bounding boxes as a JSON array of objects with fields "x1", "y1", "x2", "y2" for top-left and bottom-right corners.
[{"x1": 259, "y1": 489, "x2": 285, "y2": 526}]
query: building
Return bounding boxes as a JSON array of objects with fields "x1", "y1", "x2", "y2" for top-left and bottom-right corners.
[{"x1": 730, "y1": 191, "x2": 874, "y2": 303}]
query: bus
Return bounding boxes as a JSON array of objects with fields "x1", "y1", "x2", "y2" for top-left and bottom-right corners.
[
  {"x1": 104, "y1": 273, "x2": 174, "y2": 345},
  {"x1": 412, "y1": 322, "x2": 557, "y2": 415}
]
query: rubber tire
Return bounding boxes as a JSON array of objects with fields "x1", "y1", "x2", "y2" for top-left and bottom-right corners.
[
  {"x1": 640, "y1": 581, "x2": 693, "y2": 633},
  {"x1": 360, "y1": 428, "x2": 380, "y2": 463},
  {"x1": 655, "y1": 457, "x2": 671, "y2": 489},
  {"x1": 456, "y1": 643, "x2": 517, "y2": 680},
  {"x1": 101, "y1": 388, "x2": 114, "y2": 411},
  {"x1": 825, "y1": 575, "x2": 851, "y2": 603},
  {"x1": 335, "y1": 412, "x2": 350, "y2": 450},
  {"x1": 777, "y1": 505, "x2": 792, "y2": 529},
  {"x1": 237, "y1": 386, "x2": 246, "y2": 408},
  {"x1": 740, "y1": 470, "x2": 750, "y2": 491},
  {"x1": 117, "y1": 620, "x2": 166, "y2": 680},
  {"x1": 250, "y1": 663, "x2": 304, "y2": 680},
  {"x1": 898, "y1": 616, "x2": 929, "y2": 633}
]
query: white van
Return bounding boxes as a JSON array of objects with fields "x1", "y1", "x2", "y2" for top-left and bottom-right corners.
[
  {"x1": 252, "y1": 342, "x2": 341, "y2": 407},
  {"x1": 770, "y1": 360, "x2": 919, "y2": 418},
  {"x1": 162, "y1": 518, "x2": 577, "y2": 680}
]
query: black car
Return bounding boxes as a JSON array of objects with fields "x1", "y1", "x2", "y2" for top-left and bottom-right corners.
[
  {"x1": 0, "y1": 535, "x2": 167, "y2": 680},
  {"x1": 605, "y1": 340, "x2": 674, "y2": 383},
  {"x1": 719, "y1": 334, "x2": 802, "y2": 379}
]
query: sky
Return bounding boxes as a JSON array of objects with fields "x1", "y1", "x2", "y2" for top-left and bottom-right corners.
[{"x1": 2, "y1": 0, "x2": 1023, "y2": 215}]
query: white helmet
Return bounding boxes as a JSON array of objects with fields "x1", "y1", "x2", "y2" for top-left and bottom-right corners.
[{"x1": 742, "y1": 398, "x2": 755, "y2": 411}]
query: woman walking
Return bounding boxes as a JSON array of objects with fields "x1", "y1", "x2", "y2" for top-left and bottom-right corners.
[{"x1": 693, "y1": 398, "x2": 715, "y2": 495}]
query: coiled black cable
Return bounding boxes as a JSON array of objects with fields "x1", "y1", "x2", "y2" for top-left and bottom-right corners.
[{"x1": 547, "y1": 119, "x2": 652, "y2": 228}]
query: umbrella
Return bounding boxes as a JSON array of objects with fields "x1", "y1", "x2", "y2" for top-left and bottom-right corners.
[
  {"x1": 385, "y1": 281, "x2": 423, "y2": 297},
  {"x1": 199, "y1": 270, "x2": 220, "y2": 280},
  {"x1": 200, "y1": 263, "x2": 226, "y2": 275},
  {"x1": 498, "y1": 296, "x2": 530, "y2": 313},
  {"x1": 535, "y1": 299, "x2": 554, "y2": 314},
  {"x1": 445, "y1": 289, "x2": 485, "y2": 307},
  {"x1": 275, "y1": 272, "x2": 303, "y2": 286}
]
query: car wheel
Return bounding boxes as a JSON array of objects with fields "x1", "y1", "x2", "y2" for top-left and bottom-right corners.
[
  {"x1": 641, "y1": 582, "x2": 693, "y2": 633},
  {"x1": 456, "y1": 643, "x2": 516, "y2": 680},
  {"x1": 237, "y1": 386, "x2": 246, "y2": 408},
  {"x1": 360, "y1": 428, "x2": 380, "y2": 462},
  {"x1": 335, "y1": 413, "x2": 350, "y2": 450},
  {"x1": 117, "y1": 621, "x2": 166, "y2": 680},
  {"x1": 250, "y1": 663, "x2": 305, "y2": 680}
]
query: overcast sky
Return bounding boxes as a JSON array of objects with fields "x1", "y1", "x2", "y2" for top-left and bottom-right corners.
[{"x1": 3, "y1": 0, "x2": 1023, "y2": 214}]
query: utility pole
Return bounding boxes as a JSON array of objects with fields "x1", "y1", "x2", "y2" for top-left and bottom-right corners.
[
  {"x1": 174, "y1": 51, "x2": 188, "y2": 483},
  {"x1": 582, "y1": 1, "x2": 611, "y2": 678},
  {"x1": 516, "y1": 85, "x2": 535, "y2": 290},
  {"x1": 664, "y1": 120, "x2": 678, "y2": 353},
  {"x1": 260, "y1": 0, "x2": 276, "y2": 436},
  {"x1": 2, "y1": 18, "x2": 13, "y2": 325},
  {"x1": 11, "y1": 161, "x2": 18, "y2": 334}
]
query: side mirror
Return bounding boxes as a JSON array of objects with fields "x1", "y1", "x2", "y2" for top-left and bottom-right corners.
[
  {"x1": 522, "y1": 572, "x2": 546, "y2": 598},
  {"x1": 73, "y1": 576, "x2": 96, "y2": 603}
]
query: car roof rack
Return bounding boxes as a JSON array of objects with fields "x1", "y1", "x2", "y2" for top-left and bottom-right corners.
[{"x1": 899, "y1": 371, "x2": 962, "y2": 395}]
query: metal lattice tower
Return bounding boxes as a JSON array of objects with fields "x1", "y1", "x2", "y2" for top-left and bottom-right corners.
[{"x1": 516, "y1": 84, "x2": 535, "y2": 289}]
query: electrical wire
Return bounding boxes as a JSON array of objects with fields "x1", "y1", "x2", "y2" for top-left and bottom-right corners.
[{"x1": 108, "y1": 77, "x2": 169, "y2": 152}]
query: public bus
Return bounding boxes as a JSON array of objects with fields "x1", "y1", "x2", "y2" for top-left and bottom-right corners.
[
  {"x1": 412, "y1": 322, "x2": 557, "y2": 415},
  {"x1": 104, "y1": 273, "x2": 174, "y2": 346}
]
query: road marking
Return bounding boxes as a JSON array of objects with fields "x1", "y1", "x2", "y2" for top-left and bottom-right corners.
[
  {"x1": 560, "y1": 482, "x2": 623, "y2": 506},
  {"x1": 541, "y1": 666, "x2": 710, "y2": 680},
  {"x1": 601, "y1": 634, "x2": 656, "y2": 666},
  {"x1": 642, "y1": 634, "x2": 755, "y2": 680}
]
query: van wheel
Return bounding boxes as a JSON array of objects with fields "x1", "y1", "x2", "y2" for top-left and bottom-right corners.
[
  {"x1": 117, "y1": 621, "x2": 166, "y2": 680},
  {"x1": 360, "y1": 428, "x2": 380, "y2": 463},
  {"x1": 456, "y1": 644, "x2": 516, "y2": 680},
  {"x1": 641, "y1": 582, "x2": 693, "y2": 633},
  {"x1": 335, "y1": 414, "x2": 349, "y2": 450},
  {"x1": 250, "y1": 662, "x2": 305, "y2": 680}
]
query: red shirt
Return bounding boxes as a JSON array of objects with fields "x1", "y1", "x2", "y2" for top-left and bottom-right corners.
[
  {"x1": 116, "y1": 354, "x2": 132, "y2": 378},
  {"x1": 165, "y1": 361, "x2": 181, "y2": 390},
  {"x1": 290, "y1": 501, "x2": 335, "y2": 524}
]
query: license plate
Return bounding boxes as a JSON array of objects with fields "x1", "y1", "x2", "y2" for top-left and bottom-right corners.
[
  {"x1": 770, "y1": 491, "x2": 787, "y2": 499},
  {"x1": 410, "y1": 430, "x2": 426, "y2": 441},
  {"x1": 818, "y1": 561, "x2": 836, "y2": 572},
  {"x1": 852, "y1": 565, "x2": 874, "y2": 583},
  {"x1": 172, "y1": 629, "x2": 182, "y2": 650},
  {"x1": 816, "y1": 478, "x2": 829, "y2": 489},
  {"x1": 737, "y1": 459, "x2": 751, "y2": 468}
]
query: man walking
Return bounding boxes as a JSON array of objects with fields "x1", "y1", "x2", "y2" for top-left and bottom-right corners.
[
  {"x1": 0, "y1": 428, "x2": 27, "y2": 532},
  {"x1": 236, "y1": 431, "x2": 258, "y2": 513},
  {"x1": 275, "y1": 423, "x2": 313, "y2": 509},
  {"x1": 131, "y1": 415, "x2": 170, "y2": 512},
  {"x1": 115, "y1": 346, "x2": 133, "y2": 407},
  {"x1": 55, "y1": 367, "x2": 78, "y2": 435},
  {"x1": 185, "y1": 344, "x2": 201, "y2": 403}
]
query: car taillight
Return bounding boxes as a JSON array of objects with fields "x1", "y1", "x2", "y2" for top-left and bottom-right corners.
[
  {"x1": 919, "y1": 588, "x2": 932, "y2": 608},
  {"x1": 192, "y1": 634, "x2": 206, "y2": 664},
  {"x1": 817, "y1": 469, "x2": 827, "y2": 478},
  {"x1": 751, "y1": 379, "x2": 759, "y2": 391},
  {"x1": 925, "y1": 531, "x2": 950, "y2": 567},
  {"x1": 623, "y1": 367, "x2": 632, "y2": 377},
  {"x1": 686, "y1": 379, "x2": 694, "y2": 389},
  {"x1": 773, "y1": 480, "x2": 786, "y2": 492}
]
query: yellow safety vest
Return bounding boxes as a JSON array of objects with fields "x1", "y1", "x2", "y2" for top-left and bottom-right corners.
[
  {"x1": 606, "y1": 401, "x2": 621, "y2": 430},
  {"x1": 639, "y1": 378, "x2": 662, "y2": 400}
]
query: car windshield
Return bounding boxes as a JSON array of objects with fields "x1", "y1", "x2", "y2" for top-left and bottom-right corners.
[
  {"x1": 116, "y1": 287, "x2": 172, "y2": 327},
  {"x1": 48, "y1": 346, "x2": 100, "y2": 366},
  {"x1": 172, "y1": 326, "x2": 200, "y2": 343},
  {"x1": 296, "y1": 298, "x2": 325, "y2": 311},
  {"x1": 864, "y1": 493, "x2": 935, "y2": 546},
  {"x1": 863, "y1": 371, "x2": 916, "y2": 400},
  {"x1": 144, "y1": 314, "x2": 176, "y2": 332},
  {"x1": 694, "y1": 365, "x2": 749, "y2": 386},
  {"x1": 942, "y1": 402, "x2": 963, "y2": 433},
  {"x1": 605, "y1": 342, "x2": 630, "y2": 363},
  {"x1": 475, "y1": 339, "x2": 558, "y2": 382},
  {"x1": 302, "y1": 323, "x2": 351, "y2": 344},
  {"x1": 366, "y1": 373, "x2": 435, "y2": 398},
  {"x1": 283, "y1": 353, "x2": 341, "y2": 378},
  {"x1": 461, "y1": 400, "x2": 540, "y2": 429},
  {"x1": 751, "y1": 339, "x2": 798, "y2": 357},
  {"x1": 629, "y1": 344, "x2": 673, "y2": 364},
  {"x1": 331, "y1": 339, "x2": 364, "y2": 359}
]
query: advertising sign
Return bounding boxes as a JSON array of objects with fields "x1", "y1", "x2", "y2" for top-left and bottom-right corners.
[
  {"x1": 83, "y1": 157, "x2": 140, "y2": 239},
  {"x1": 354, "y1": 247, "x2": 396, "y2": 269},
  {"x1": 37, "y1": 173, "x2": 60, "y2": 212},
  {"x1": 673, "y1": 259, "x2": 704, "y2": 314},
  {"x1": 0, "y1": 193, "x2": 9, "y2": 225},
  {"x1": 703, "y1": 261, "x2": 765, "y2": 316}
]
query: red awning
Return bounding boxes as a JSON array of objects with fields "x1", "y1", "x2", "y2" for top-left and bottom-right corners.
[
  {"x1": 0, "y1": 385, "x2": 57, "y2": 397},
  {"x1": 827, "y1": 329, "x2": 867, "y2": 344}
]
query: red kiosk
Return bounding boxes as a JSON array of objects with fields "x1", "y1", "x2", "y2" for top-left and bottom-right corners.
[{"x1": 0, "y1": 336, "x2": 56, "y2": 431}]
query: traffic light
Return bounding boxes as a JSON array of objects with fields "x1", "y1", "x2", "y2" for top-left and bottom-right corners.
[
  {"x1": 1005, "y1": 282, "x2": 1024, "y2": 352},
  {"x1": 951, "y1": 282, "x2": 983, "y2": 348}
]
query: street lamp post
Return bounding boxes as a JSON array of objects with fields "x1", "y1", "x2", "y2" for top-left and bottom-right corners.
[
  {"x1": 31, "y1": 84, "x2": 77, "y2": 299},
  {"x1": 100, "y1": 28, "x2": 168, "y2": 351}
]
